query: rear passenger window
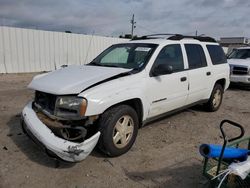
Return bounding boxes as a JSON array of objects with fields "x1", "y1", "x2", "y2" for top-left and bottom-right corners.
[
  {"x1": 153, "y1": 44, "x2": 184, "y2": 72},
  {"x1": 206, "y1": 45, "x2": 227, "y2": 65},
  {"x1": 185, "y1": 44, "x2": 207, "y2": 69}
]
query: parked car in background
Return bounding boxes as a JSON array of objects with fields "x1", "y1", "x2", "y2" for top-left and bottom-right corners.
[
  {"x1": 228, "y1": 47, "x2": 250, "y2": 86},
  {"x1": 21, "y1": 34, "x2": 230, "y2": 162}
]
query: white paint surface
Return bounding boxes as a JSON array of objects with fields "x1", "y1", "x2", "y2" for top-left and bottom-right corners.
[{"x1": 28, "y1": 65, "x2": 131, "y2": 95}]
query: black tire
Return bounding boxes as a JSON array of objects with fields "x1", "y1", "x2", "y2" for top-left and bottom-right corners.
[
  {"x1": 97, "y1": 105, "x2": 139, "y2": 157},
  {"x1": 205, "y1": 84, "x2": 224, "y2": 112}
]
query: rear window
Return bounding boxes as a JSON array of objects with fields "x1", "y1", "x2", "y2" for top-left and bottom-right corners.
[
  {"x1": 206, "y1": 45, "x2": 227, "y2": 65},
  {"x1": 185, "y1": 44, "x2": 207, "y2": 69}
]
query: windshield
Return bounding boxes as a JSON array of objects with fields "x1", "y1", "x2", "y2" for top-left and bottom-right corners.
[
  {"x1": 228, "y1": 49, "x2": 250, "y2": 59},
  {"x1": 88, "y1": 43, "x2": 158, "y2": 69}
]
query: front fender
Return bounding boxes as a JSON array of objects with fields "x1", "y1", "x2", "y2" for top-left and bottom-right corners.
[{"x1": 79, "y1": 85, "x2": 148, "y2": 121}]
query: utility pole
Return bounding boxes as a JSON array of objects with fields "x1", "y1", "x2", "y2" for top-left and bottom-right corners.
[
  {"x1": 130, "y1": 14, "x2": 136, "y2": 39},
  {"x1": 195, "y1": 30, "x2": 198, "y2": 36}
]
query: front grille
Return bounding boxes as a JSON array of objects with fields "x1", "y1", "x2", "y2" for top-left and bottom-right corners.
[
  {"x1": 35, "y1": 91, "x2": 57, "y2": 114},
  {"x1": 232, "y1": 66, "x2": 248, "y2": 75}
]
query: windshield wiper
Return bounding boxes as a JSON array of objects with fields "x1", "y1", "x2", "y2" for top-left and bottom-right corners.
[
  {"x1": 88, "y1": 62, "x2": 122, "y2": 68},
  {"x1": 101, "y1": 64, "x2": 121, "y2": 68}
]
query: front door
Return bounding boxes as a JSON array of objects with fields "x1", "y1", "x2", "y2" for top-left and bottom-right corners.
[{"x1": 146, "y1": 44, "x2": 189, "y2": 118}]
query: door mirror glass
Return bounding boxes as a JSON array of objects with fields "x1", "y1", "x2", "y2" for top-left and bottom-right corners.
[{"x1": 152, "y1": 64, "x2": 173, "y2": 76}]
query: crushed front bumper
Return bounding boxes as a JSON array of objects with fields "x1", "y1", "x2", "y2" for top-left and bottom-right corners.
[{"x1": 21, "y1": 101, "x2": 100, "y2": 162}]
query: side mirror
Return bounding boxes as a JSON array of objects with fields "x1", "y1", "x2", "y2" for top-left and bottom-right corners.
[{"x1": 152, "y1": 64, "x2": 173, "y2": 76}]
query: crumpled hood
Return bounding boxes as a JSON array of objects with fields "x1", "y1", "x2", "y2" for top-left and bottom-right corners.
[
  {"x1": 28, "y1": 65, "x2": 131, "y2": 95},
  {"x1": 228, "y1": 59, "x2": 250, "y2": 67}
]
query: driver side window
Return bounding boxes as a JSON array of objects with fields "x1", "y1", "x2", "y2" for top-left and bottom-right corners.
[{"x1": 154, "y1": 44, "x2": 184, "y2": 72}]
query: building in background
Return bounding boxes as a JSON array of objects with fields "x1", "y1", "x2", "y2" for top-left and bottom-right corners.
[{"x1": 219, "y1": 37, "x2": 250, "y2": 54}]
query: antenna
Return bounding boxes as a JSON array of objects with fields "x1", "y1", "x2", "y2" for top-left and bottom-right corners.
[{"x1": 130, "y1": 14, "x2": 136, "y2": 39}]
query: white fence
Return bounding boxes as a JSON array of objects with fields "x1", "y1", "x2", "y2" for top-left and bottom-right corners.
[{"x1": 0, "y1": 26, "x2": 128, "y2": 73}]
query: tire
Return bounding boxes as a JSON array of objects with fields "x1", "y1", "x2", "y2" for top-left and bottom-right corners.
[
  {"x1": 97, "y1": 105, "x2": 139, "y2": 157},
  {"x1": 205, "y1": 84, "x2": 224, "y2": 112}
]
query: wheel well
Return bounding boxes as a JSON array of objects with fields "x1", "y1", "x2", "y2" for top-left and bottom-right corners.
[
  {"x1": 108, "y1": 99, "x2": 143, "y2": 127},
  {"x1": 215, "y1": 78, "x2": 226, "y2": 90}
]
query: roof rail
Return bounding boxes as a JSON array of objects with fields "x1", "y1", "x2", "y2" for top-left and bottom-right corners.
[
  {"x1": 168, "y1": 34, "x2": 217, "y2": 43},
  {"x1": 131, "y1": 33, "x2": 217, "y2": 43},
  {"x1": 131, "y1": 33, "x2": 178, "y2": 40}
]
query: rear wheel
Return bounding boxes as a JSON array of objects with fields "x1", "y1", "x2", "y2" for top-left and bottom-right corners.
[
  {"x1": 97, "y1": 105, "x2": 138, "y2": 157},
  {"x1": 205, "y1": 84, "x2": 224, "y2": 112}
]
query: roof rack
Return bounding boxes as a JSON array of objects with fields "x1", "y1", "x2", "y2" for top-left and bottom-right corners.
[
  {"x1": 168, "y1": 34, "x2": 217, "y2": 43},
  {"x1": 131, "y1": 33, "x2": 177, "y2": 40},
  {"x1": 131, "y1": 33, "x2": 217, "y2": 43}
]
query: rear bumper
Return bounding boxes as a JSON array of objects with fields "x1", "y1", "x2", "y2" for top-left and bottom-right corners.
[
  {"x1": 230, "y1": 75, "x2": 250, "y2": 85},
  {"x1": 21, "y1": 101, "x2": 100, "y2": 162}
]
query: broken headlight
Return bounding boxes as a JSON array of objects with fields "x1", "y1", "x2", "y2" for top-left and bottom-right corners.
[{"x1": 55, "y1": 96, "x2": 87, "y2": 119}]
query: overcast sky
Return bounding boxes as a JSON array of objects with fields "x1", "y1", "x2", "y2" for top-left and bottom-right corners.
[{"x1": 0, "y1": 0, "x2": 249, "y2": 39}]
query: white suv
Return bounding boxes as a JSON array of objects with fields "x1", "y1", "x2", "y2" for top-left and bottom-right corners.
[
  {"x1": 21, "y1": 34, "x2": 230, "y2": 162},
  {"x1": 228, "y1": 47, "x2": 250, "y2": 86}
]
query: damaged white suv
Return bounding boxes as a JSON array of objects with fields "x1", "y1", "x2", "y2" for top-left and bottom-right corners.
[{"x1": 21, "y1": 34, "x2": 230, "y2": 162}]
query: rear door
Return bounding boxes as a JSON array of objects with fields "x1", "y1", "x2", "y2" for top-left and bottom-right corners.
[
  {"x1": 206, "y1": 44, "x2": 229, "y2": 91},
  {"x1": 184, "y1": 44, "x2": 212, "y2": 104},
  {"x1": 146, "y1": 44, "x2": 189, "y2": 118}
]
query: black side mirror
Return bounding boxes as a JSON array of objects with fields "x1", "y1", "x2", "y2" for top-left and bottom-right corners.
[{"x1": 152, "y1": 64, "x2": 173, "y2": 76}]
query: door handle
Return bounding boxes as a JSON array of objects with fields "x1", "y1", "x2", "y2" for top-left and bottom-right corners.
[
  {"x1": 180, "y1": 77, "x2": 187, "y2": 82},
  {"x1": 206, "y1": 71, "x2": 211, "y2": 76}
]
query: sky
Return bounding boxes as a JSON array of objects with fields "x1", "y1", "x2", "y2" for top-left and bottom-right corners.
[{"x1": 0, "y1": 0, "x2": 250, "y2": 39}]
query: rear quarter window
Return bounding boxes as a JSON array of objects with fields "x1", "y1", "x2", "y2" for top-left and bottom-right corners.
[{"x1": 206, "y1": 45, "x2": 227, "y2": 65}]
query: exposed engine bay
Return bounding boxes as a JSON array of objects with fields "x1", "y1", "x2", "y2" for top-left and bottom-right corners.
[
  {"x1": 34, "y1": 109, "x2": 99, "y2": 142},
  {"x1": 36, "y1": 112, "x2": 86, "y2": 141},
  {"x1": 32, "y1": 91, "x2": 99, "y2": 142}
]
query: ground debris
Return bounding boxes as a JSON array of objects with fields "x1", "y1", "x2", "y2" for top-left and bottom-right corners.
[
  {"x1": 131, "y1": 174, "x2": 145, "y2": 181},
  {"x1": 186, "y1": 109, "x2": 197, "y2": 115},
  {"x1": 2, "y1": 146, "x2": 8, "y2": 150},
  {"x1": 103, "y1": 158, "x2": 114, "y2": 167},
  {"x1": 15, "y1": 113, "x2": 21, "y2": 117},
  {"x1": 7, "y1": 133, "x2": 13, "y2": 137},
  {"x1": 241, "y1": 111, "x2": 250, "y2": 114}
]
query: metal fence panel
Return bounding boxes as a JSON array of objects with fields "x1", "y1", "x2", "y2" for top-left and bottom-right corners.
[
  {"x1": 0, "y1": 27, "x2": 5, "y2": 72},
  {"x1": 0, "y1": 26, "x2": 128, "y2": 73}
]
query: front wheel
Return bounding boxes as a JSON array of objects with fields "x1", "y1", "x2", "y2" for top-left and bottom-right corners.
[
  {"x1": 205, "y1": 84, "x2": 224, "y2": 112},
  {"x1": 97, "y1": 105, "x2": 139, "y2": 157}
]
